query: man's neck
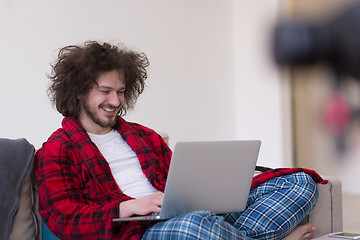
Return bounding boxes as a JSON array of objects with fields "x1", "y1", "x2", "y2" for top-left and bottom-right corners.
[
  {"x1": 78, "y1": 117, "x2": 113, "y2": 135},
  {"x1": 77, "y1": 110, "x2": 114, "y2": 135}
]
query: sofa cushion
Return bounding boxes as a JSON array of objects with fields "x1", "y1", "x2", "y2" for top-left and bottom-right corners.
[{"x1": 10, "y1": 172, "x2": 39, "y2": 240}]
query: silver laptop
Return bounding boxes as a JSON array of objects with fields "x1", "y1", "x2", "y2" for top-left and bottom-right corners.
[{"x1": 113, "y1": 140, "x2": 261, "y2": 222}]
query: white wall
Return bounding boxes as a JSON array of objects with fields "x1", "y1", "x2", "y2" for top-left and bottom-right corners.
[
  {"x1": 0, "y1": 0, "x2": 289, "y2": 167},
  {"x1": 232, "y1": 0, "x2": 291, "y2": 167}
]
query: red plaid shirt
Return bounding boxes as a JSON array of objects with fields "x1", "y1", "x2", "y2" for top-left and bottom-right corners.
[
  {"x1": 35, "y1": 117, "x2": 171, "y2": 239},
  {"x1": 35, "y1": 117, "x2": 327, "y2": 239}
]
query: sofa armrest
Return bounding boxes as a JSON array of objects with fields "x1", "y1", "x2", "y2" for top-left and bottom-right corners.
[{"x1": 308, "y1": 176, "x2": 343, "y2": 238}]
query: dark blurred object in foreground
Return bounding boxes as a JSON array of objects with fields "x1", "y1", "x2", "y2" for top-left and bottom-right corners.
[{"x1": 273, "y1": 1, "x2": 360, "y2": 79}]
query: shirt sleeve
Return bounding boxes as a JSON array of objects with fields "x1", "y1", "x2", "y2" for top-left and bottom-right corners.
[{"x1": 35, "y1": 139, "x2": 127, "y2": 239}]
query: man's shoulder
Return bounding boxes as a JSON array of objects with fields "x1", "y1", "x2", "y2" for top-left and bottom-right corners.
[
  {"x1": 39, "y1": 128, "x2": 73, "y2": 152},
  {"x1": 128, "y1": 122, "x2": 155, "y2": 134},
  {"x1": 48, "y1": 127, "x2": 70, "y2": 142},
  {"x1": 118, "y1": 118, "x2": 158, "y2": 137}
]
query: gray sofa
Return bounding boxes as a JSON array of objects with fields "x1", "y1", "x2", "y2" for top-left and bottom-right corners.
[{"x1": 4, "y1": 136, "x2": 342, "y2": 239}]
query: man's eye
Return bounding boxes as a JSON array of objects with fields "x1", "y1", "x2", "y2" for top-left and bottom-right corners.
[{"x1": 101, "y1": 90, "x2": 110, "y2": 94}]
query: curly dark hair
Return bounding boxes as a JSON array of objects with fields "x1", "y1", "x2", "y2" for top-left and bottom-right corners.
[{"x1": 47, "y1": 41, "x2": 149, "y2": 117}]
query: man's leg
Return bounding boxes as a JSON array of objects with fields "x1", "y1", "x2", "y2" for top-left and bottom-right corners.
[
  {"x1": 224, "y1": 172, "x2": 319, "y2": 239},
  {"x1": 142, "y1": 211, "x2": 254, "y2": 240}
]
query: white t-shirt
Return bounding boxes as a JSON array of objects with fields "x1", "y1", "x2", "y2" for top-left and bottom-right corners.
[{"x1": 88, "y1": 130, "x2": 157, "y2": 199}]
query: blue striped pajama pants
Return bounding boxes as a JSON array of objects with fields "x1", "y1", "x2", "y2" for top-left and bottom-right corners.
[{"x1": 142, "y1": 172, "x2": 319, "y2": 240}]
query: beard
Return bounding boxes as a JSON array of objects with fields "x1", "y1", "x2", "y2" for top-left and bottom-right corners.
[{"x1": 80, "y1": 98, "x2": 119, "y2": 129}]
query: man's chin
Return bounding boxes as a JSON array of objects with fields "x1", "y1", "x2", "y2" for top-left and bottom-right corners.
[
  {"x1": 95, "y1": 116, "x2": 117, "y2": 129},
  {"x1": 104, "y1": 116, "x2": 117, "y2": 128}
]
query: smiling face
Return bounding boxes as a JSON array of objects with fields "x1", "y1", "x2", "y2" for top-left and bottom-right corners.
[{"x1": 78, "y1": 69, "x2": 126, "y2": 134}]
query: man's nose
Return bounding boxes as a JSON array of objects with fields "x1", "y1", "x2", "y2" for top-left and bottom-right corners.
[{"x1": 108, "y1": 92, "x2": 121, "y2": 106}]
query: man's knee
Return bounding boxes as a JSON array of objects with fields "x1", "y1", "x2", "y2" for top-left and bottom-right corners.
[{"x1": 291, "y1": 172, "x2": 319, "y2": 209}]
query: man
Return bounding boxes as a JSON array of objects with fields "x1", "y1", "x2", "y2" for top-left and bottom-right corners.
[{"x1": 36, "y1": 41, "x2": 319, "y2": 239}]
